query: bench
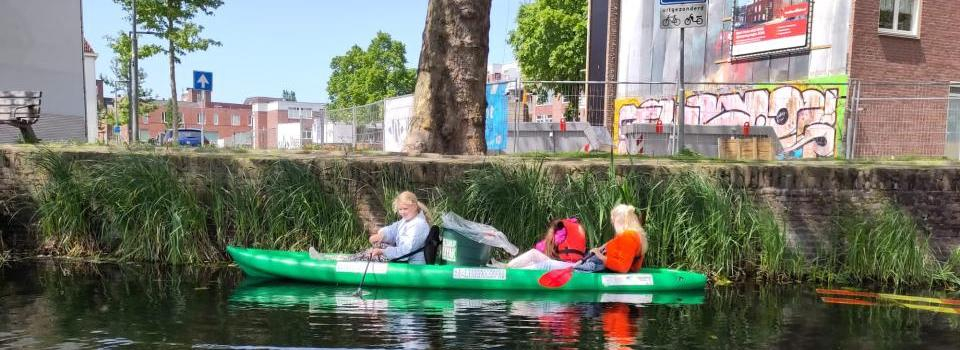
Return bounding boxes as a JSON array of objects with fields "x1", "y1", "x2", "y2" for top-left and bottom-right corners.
[{"x1": 0, "y1": 91, "x2": 41, "y2": 143}]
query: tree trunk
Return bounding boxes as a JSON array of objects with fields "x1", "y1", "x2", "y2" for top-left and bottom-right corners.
[
  {"x1": 403, "y1": 0, "x2": 491, "y2": 155},
  {"x1": 167, "y1": 15, "x2": 179, "y2": 143}
]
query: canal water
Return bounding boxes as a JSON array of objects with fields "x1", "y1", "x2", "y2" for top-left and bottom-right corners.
[{"x1": 1, "y1": 260, "x2": 957, "y2": 349}]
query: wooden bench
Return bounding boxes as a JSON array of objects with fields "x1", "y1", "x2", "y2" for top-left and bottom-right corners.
[{"x1": 0, "y1": 91, "x2": 41, "y2": 143}]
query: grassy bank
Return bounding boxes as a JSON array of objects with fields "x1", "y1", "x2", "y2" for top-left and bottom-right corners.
[{"x1": 26, "y1": 150, "x2": 959, "y2": 287}]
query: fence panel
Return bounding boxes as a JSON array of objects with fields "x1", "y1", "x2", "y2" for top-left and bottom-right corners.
[{"x1": 849, "y1": 81, "x2": 954, "y2": 159}]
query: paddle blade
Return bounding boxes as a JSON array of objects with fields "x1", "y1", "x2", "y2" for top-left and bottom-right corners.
[
  {"x1": 821, "y1": 296, "x2": 876, "y2": 306},
  {"x1": 539, "y1": 267, "x2": 575, "y2": 289}
]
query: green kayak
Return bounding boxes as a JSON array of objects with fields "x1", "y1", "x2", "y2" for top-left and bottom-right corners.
[{"x1": 227, "y1": 246, "x2": 708, "y2": 292}]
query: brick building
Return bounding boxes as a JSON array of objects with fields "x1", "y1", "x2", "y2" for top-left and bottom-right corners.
[
  {"x1": 590, "y1": 0, "x2": 960, "y2": 159},
  {"x1": 138, "y1": 89, "x2": 254, "y2": 146},
  {"x1": 250, "y1": 100, "x2": 326, "y2": 149}
]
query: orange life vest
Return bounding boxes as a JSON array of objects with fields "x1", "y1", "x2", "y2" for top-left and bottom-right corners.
[
  {"x1": 556, "y1": 218, "x2": 587, "y2": 263},
  {"x1": 603, "y1": 230, "x2": 644, "y2": 273}
]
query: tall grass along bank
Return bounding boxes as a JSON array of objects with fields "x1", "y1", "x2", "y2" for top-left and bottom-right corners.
[{"x1": 26, "y1": 151, "x2": 959, "y2": 287}]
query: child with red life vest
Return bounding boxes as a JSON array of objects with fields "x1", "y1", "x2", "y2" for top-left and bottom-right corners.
[
  {"x1": 575, "y1": 204, "x2": 648, "y2": 273},
  {"x1": 506, "y1": 217, "x2": 588, "y2": 270}
]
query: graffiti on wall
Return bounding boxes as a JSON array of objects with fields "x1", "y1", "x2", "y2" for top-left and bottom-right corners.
[{"x1": 615, "y1": 77, "x2": 846, "y2": 158}]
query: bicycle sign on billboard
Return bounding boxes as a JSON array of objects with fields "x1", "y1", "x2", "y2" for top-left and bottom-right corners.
[{"x1": 660, "y1": 3, "x2": 706, "y2": 29}]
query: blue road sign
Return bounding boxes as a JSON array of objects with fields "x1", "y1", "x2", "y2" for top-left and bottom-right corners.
[
  {"x1": 113, "y1": 125, "x2": 120, "y2": 133},
  {"x1": 660, "y1": 0, "x2": 706, "y2": 4},
  {"x1": 193, "y1": 71, "x2": 213, "y2": 91}
]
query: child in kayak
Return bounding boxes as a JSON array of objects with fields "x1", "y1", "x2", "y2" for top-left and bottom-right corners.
[
  {"x1": 575, "y1": 204, "x2": 648, "y2": 273},
  {"x1": 506, "y1": 217, "x2": 587, "y2": 270},
  {"x1": 312, "y1": 191, "x2": 431, "y2": 263}
]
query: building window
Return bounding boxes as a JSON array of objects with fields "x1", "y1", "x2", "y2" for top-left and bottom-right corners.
[
  {"x1": 161, "y1": 111, "x2": 166, "y2": 122},
  {"x1": 213, "y1": 113, "x2": 219, "y2": 125},
  {"x1": 535, "y1": 115, "x2": 551, "y2": 123},
  {"x1": 288, "y1": 107, "x2": 312, "y2": 120},
  {"x1": 198, "y1": 112, "x2": 205, "y2": 125},
  {"x1": 232, "y1": 114, "x2": 240, "y2": 126},
  {"x1": 248, "y1": 115, "x2": 253, "y2": 126},
  {"x1": 143, "y1": 115, "x2": 149, "y2": 124},
  {"x1": 880, "y1": 0, "x2": 920, "y2": 36},
  {"x1": 302, "y1": 128, "x2": 312, "y2": 140}
]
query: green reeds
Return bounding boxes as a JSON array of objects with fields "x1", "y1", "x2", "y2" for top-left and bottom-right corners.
[
  {"x1": 31, "y1": 150, "x2": 98, "y2": 256},
  {"x1": 635, "y1": 170, "x2": 801, "y2": 280},
  {"x1": 819, "y1": 205, "x2": 957, "y2": 286},
  {"x1": 439, "y1": 163, "x2": 797, "y2": 279},
  {"x1": 216, "y1": 160, "x2": 363, "y2": 253},
  {"x1": 90, "y1": 154, "x2": 216, "y2": 264}
]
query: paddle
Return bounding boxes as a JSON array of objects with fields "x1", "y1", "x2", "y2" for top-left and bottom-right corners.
[
  {"x1": 816, "y1": 288, "x2": 960, "y2": 306},
  {"x1": 538, "y1": 252, "x2": 596, "y2": 288},
  {"x1": 353, "y1": 253, "x2": 373, "y2": 297},
  {"x1": 819, "y1": 295, "x2": 960, "y2": 315},
  {"x1": 539, "y1": 266, "x2": 575, "y2": 289}
]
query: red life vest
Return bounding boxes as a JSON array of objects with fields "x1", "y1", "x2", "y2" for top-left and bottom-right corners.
[{"x1": 556, "y1": 218, "x2": 587, "y2": 263}]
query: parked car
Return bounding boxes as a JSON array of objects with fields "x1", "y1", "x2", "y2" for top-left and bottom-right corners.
[{"x1": 159, "y1": 128, "x2": 209, "y2": 147}]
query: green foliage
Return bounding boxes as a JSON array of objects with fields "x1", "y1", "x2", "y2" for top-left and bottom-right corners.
[
  {"x1": 115, "y1": 0, "x2": 223, "y2": 135},
  {"x1": 282, "y1": 90, "x2": 297, "y2": 102},
  {"x1": 31, "y1": 150, "x2": 98, "y2": 256},
  {"x1": 214, "y1": 161, "x2": 364, "y2": 252},
  {"x1": 101, "y1": 32, "x2": 160, "y2": 126},
  {"x1": 508, "y1": 0, "x2": 587, "y2": 82},
  {"x1": 327, "y1": 32, "x2": 416, "y2": 109},
  {"x1": 814, "y1": 204, "x2": 956, "y2": 286}
]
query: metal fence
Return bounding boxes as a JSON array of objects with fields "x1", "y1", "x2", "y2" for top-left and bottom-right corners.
[
  {"x1": 322, "y1": 100, "x2": 384, "y2": 150},
  {"x1": 287, "y1": 80, "x2": 960, "y2": 160}
]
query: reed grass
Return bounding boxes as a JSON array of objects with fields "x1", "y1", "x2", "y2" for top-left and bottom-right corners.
[
  {"x1": 89, "y1": 154, "x2": 217, "y2": 264},
  {"x1": 31, "y1": 150, "x2": 98, "y2": 256},
  {"x1": 437, "y1": 163, "x2": 799, "y2": 279},
  {"x1": 816, "y1": 204, "x2": 956, "y2": 286},
  {"x1": 215, "y1": 160, "x2": 364, "y2": 253}
]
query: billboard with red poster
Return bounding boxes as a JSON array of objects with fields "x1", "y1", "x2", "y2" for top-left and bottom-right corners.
[{"x1": 731, "y1": 0, "x2": 811, "y2": 58}]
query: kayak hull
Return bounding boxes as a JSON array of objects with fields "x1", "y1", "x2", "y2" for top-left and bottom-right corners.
[{"x1": 227, "y1": 246, "x2": 708, "y2": 292}]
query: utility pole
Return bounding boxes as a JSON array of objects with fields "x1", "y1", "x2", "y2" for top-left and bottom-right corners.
[{"x1": 130, "y1": 0, "x2": 140, "y2": 143}]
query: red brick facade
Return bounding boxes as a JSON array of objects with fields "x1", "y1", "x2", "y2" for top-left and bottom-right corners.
[
  {"x1": 848, "y1": 0, "x2": 959, "y2": 157},
  {"x1": 138, "y1": 89, "x2": 254, "y2": 143}
]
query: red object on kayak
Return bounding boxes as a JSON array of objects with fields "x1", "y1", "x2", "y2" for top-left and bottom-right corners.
[{"x1": 539, "y1": 266, "x2": 575, "y2": 288}]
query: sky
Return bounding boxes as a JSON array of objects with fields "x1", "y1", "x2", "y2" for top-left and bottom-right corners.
[{"x1": 83, "y1": 0, "x2": 521, "y2": 104}]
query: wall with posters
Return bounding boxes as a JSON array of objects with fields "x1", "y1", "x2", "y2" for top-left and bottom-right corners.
[
  {"x1": 732, "y1": 0, "x2": 811, "y2": 58},
  {"x1": 616, "y1": 0, "x2": 850, "y2": 91}
]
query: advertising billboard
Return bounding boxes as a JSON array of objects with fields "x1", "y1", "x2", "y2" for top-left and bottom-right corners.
[{"x1": 732, "y1": 0, "x2": 811, "y2": 58}]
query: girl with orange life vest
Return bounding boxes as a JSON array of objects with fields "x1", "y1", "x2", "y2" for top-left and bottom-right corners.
[
  {"x1": 575, "y1": 204, "x2": 648, "y2": 273},
  {"x1": 505, "y1": 217, "x2": 588, "y2": 270}
]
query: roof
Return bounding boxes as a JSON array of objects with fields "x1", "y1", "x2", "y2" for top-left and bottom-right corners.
[
  {"x1": 82, "y1": 38, "x2": 95, "y2": 54},
  {"x1": 243, "y1": 96, "x2": 283, "y2": 105}
]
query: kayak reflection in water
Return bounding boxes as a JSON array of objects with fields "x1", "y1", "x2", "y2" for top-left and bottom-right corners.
[{"x1": 511, "y1": 300, "x2": 642, "y2": 348}]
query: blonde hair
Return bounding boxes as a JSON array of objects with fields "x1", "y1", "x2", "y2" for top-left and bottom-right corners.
[
  {"x1": 610, "y1": 204, "x2": 648, "y2": 254},
  {"x1": 393, "y1": 191, "x2": 430, "y2": 223}
]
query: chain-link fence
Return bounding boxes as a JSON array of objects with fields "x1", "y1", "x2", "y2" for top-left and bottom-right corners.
[
  {"x1": 847, "y1": 81, "x2": 960, "y2": 159},
  {"x1": 322, "y1": 101, "x2": 384, "y2": 150},
  {"x1": 263, "y1": 80, "x2": 960, "y2": 160}
]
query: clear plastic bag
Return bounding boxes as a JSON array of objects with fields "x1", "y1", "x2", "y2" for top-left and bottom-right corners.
[{"x1": 441, "y1": 212, "x2": 520, "y2": 256}]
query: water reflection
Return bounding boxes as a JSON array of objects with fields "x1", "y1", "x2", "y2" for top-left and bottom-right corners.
[
  {"x1": 229, "y1": 280, "x2": 704, "y2": 349},
  {"x1": 1, "y1": 261, "x2": 958, "y2": 349}
]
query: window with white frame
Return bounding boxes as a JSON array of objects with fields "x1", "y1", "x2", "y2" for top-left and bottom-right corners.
[
  {"x1": 213, "y1": 113, "x2": 219, "y2": 125},
  {"x1": 198, "y1": 112, "x2": 205, "y2": 125},
  {"x1": 288, "y1": 107, "x2": 312, "y2": 120},
  {"x1": 302, "y1": 127, "x2": 312, "y2": 140},
  {"x1": 879, "y1": 0, "x2": 920, "y2": 36},
  {"x1": 535, "y1": 114, "x2": 551, "y2": 123},
  {"x1": 231, "y1": 114, "x2": 240, "y2": 126},
  {"x1": 248, "y1": 115, "x2": 253, "y2": 126}
]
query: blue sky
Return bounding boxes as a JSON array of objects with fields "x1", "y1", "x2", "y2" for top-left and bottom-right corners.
[{"x1": 83, "y1": 0, "x2": 520, "y2": 104}]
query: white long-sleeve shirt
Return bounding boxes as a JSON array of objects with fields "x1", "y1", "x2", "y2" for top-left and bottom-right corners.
[{"x1": 380, "y1": 212, "x2": 430, "y2": 264}]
